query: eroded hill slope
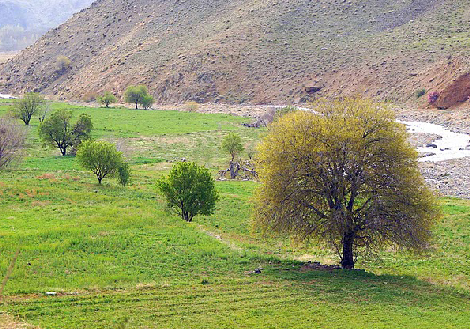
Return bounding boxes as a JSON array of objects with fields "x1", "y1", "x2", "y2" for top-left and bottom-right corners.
[{"x1": 1, "y1": 0, "x2": 470, "y2": 105}]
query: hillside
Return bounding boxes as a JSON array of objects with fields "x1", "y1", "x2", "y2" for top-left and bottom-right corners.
[
  {"x1": 0, "y1": 0, "x2": 94, "y2": 51},
  {"x1": 1, "y1": 0, "x2": 470, "y2": 105}
]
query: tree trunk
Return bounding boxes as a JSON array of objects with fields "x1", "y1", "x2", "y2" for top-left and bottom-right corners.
[
  {"x1": 135, "y1": 102, "x2": 138, "y2": 110},
  {"x1": 229, "y1": 161, "x2": 238, "y2": 179},
  {"x1": 341, "y1": 232, "x2": 355, "y2": 269},
  {"x1": 182, "y1": 211, "x2": 191, "y2": 222},
  {"x1": 98, "y1": 176, "x2": 102, "y2": 184}
]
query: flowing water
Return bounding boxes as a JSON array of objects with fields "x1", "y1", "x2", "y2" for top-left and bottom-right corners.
[
  {"x1": 400, "y1": 121, "x2": 470, "y2": 162},
  {"x1": 0, "y1": 93, "x2": 16, "y2": 99}
]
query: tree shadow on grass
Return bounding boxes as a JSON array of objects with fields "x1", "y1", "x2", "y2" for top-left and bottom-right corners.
[{"x1": 260, "y1": 258, "x2": 470, "y2": 309}]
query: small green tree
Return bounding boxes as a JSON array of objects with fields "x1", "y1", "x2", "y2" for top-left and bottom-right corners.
[
  {"x1": 157, "y1": 162, "x2": 218, "y2": 222},
  {"x1": 77, "y1": 140, "x2": 128, "y2": 184},
  {"x1": 221, "y1": 133, "x2": 244, "y2": 162},
  {"x1": 117, "y1": 162, "x2": 131, "y2": 186},
  {"x1": 98, "y1": 92, "x2": 117, "y2": 108},
  {"x1": 38, "y1": 109, "x2": 93, "y2": 156},
  {"x1": 221, "y1": 132, "x2": 244, "y2": 179},
  {"x1": 141, "y1": 94, "x2": 154, "y2": 110},
  {"x1": 124, "y1": 85, "x2": 151, "y2": 110},
  {"x1": 12, "y1": 92, "x2": 45, "y2": 125}
]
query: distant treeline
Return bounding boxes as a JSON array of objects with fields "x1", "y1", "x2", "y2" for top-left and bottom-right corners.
[{"x1": 0, "y1": 0, "x2": 94, "y2": 51}]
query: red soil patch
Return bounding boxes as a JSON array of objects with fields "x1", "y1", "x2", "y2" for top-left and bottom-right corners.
[{"x1": 435, "y1": 73, "x2": 470, "y2": 109}]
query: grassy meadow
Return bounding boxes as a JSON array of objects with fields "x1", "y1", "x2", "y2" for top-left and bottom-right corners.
[{"x1": 0, "y1": 102, "x2": 470, "y2": 328}]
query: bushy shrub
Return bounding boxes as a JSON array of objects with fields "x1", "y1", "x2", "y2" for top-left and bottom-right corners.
[
  {"x1": 157, "y1": 162, "x2": 218, "y2": 222},
  {"x1": 56, "y1": 55, "x2": 72, "y2": 73},
  {"x1": 117, "y1": 162, "x2": 131, "y2": 186},
  {"x1": 428, "y1": 91, "x2": 439, "y2": 104},
  {"x1": 415, "y1": 89, "x2": 426, "y2": 99},
  {"x1": 141, "y1": 95, "x2": 154, "y2": 110}
]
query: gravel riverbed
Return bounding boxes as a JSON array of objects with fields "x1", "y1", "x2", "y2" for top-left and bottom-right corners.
[{"x1": 395, "y1": 107, "x2": 470, "y2": 198}]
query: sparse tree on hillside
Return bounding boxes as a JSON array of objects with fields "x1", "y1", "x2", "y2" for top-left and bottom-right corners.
[
  {"x1": 0, "y1": 117, "x2": 27, "y2": 168},
  {"x1": 254, "y1": 98, "x2": 439, "y2": 269},
  {"x1": 124, "y1": 85, "x2": 151, "y2": 110},
  {"x1": 12, "y1": 92, "x2": 45, "y2": 125},
  {"x1": 98, "y1": 92, "x2": 117, "y2": 108},
  {"x1": 56, "y1": 55, "x2": 71, "y2": 74},
  {"x1": 157, "y1": 162, "x2": 218, "y2": 222},
  {"x1": 38, "y1": 109, "x2": 93, "y2": 156},
  {"x1": 77, "y1": 140, "x2": 129, "y2": 184}
]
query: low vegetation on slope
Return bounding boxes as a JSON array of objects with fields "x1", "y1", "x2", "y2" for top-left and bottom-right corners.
[{"x1": 0, "y1": 102, "x2": 469, "y2": 328}]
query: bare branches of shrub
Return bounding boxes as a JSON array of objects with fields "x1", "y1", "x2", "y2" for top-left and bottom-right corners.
[{"x1": 0, "y1": 117, "x2": 27, "y2": 169}]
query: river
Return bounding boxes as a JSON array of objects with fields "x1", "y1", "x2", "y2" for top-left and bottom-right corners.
[
  {"x1": 400, "y1": 121, "x2": 470, "y2": 162},
  {"x1": 0, "y1": 93, "x2": 16, "y2": 99}
]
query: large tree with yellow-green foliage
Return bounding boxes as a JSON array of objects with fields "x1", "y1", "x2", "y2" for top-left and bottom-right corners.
[{"x1": 254, "y1": 98, "x2": 439, "y2": 269}]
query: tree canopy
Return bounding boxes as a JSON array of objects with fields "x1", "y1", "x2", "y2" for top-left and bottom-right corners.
[
  {"x1": 98, "y1": 92, "x2": 117, "y2": 108},
  {"x1": 38, "y1": 109, "x2": 93, "y2": 156},
  {"x1": 77, "y1": 140, "x2": 129, "y2": 184},
  {"x1": 254, "y1": 98, "x2": 439, "y2": 269},
  {"x1": 221, "y1": 132, "x2": 244, "y2": 162},
  {"x1": 0, "y1": 117, "x2": 27, "y2": 168},
  {"x1": 157, "y1": 162, "x2": 218, "y2": 222},
  {"x1": 11, "y1": 92, "x2": 45, "y2": 125},
  {"x1": 124, "y1": 85, "x2": 152, "y2": 110},
  {"x1": 140, "y1": 94, "x2": 155, "y2": 110}
]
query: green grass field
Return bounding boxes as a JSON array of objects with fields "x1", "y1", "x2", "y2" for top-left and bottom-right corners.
[{"x1": 1, "y1": 103, "x2": 470, "y2": 328}]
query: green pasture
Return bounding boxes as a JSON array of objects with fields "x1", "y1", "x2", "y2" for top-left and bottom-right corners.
[{"x1": 0, "y1": 102, "x2": 469, "y2": 328}]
